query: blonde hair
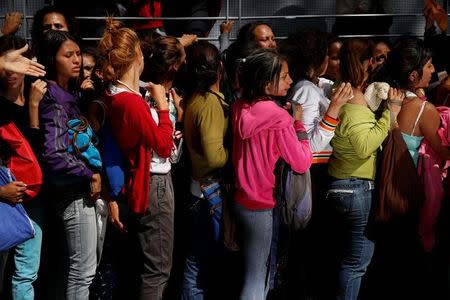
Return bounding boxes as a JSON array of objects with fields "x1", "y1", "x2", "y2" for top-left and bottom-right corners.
[{"x1": 98, "y1": 17, "x2": 140, "y2": 83}]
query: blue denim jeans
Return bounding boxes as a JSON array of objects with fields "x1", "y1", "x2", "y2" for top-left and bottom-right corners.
[
  {"x1": 11, "y1": 199, "x2": 44, "y2": 300},
  {"x1": 54, "y1": 186, "x2": 98, "y2": 300},
  {"x1": 326, "y1": 178, "x2": 375, "y2": 300},
  {"x1": 234, "y1": 203, "x2": 273, "y2": 300},
  {"x1": 181, "y1": 195, "x2": 217, "y2": 300}
]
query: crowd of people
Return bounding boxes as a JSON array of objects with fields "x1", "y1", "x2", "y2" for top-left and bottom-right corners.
[{"x1": 0, "y1": 3, "x2": 449, "y2": 300}]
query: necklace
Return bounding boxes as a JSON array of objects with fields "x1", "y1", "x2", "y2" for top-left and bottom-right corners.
[{"x1": 117, "y1": 79, "x2": 141, "y2": 96}]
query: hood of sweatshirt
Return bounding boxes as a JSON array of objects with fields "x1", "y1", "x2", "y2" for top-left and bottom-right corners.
[{"x1": 233, "y1": 98, "x2": 293, "y2": 140}]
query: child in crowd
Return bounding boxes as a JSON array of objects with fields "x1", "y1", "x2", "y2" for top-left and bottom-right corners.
[{"x1": 231, "y1": 48, "x2": 312, "y2": 300}]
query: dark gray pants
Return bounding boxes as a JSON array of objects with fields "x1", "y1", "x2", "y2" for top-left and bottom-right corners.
[{"x1": 138, "y1": 173, "x2": 175, "y2": 300}]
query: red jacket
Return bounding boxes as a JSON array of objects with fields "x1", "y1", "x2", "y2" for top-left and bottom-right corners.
[
  {"x1": 0, "y1": 122, "x2": 42, "y2": 200},
  {"x1": 131, "y1": 0, "x2": 163, "y2": 30},
  {"x1": 106, "y1": 91, "x2": 172, "y2": 214}
]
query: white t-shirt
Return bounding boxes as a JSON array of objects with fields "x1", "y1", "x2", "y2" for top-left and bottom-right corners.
[{"x1": 287, "y1": 79, "x2": 339, "y2": 164}]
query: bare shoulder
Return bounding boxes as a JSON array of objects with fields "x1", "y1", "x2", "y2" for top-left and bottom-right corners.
[
  {"x1": 401, "y1": 97, "x2": 423, "y2": 109},
  {"x1": 417, "y1": 100, "x2": 439, "y2": 119},
  {"x1": 420, "y1": 100, "x2": 441, "y2": 128}
]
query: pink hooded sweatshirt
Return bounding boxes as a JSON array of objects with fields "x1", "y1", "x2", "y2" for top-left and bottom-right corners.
[{"x1": 232, "y1": 98, "x2": 313, "y2": 210}]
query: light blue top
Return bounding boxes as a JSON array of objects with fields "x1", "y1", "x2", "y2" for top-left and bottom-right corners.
[
  {"x1": 400, "y1": 93, "x2": 427, "y2": 167},
  {"x1": 401, "y1": 133, "x2": 424, "y2": 167}
]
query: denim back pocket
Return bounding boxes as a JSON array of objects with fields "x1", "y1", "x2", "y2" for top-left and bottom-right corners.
[{"x1": 326, "y1": 190, "x2": 354, "y2": 215}]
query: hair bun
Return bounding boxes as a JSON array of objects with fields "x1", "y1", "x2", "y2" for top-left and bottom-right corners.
[{"x1": 105, "y1": 17, "x2": 123, "y2": 34}]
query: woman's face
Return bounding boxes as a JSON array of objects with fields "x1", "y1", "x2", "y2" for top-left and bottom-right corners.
[
  {"x1": 253, "y1": 25, "x2": 276, "y2": 49},
  {"x1": 371, "y1": 41, "x2": 390, "y2": 68},
  {"x1": 266, "y1": 61, "x2": 292, "y2": 97},
  {"x1": 82, "y1": 53, "x2": 96, "y2": 79},
  {"x1": 55, "y1": 40, "x2": 81, "y2": 81},
  {"x1": 42, "y1": 12, "x2": 69, "y2": 32},
  {"x1": 415, "y1": 59, "x2": 435, "y2": 89},
  {"x1": 325, "y1": 41, "x2": 342, "y2": 81},
  {"x1": 1, "y1": 51, "x2": 25, "y2": 89}
]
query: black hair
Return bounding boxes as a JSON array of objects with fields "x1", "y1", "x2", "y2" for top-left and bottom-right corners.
[
  {"x1": 374, "y1": 37, "x2": 432, "y2": 90},
  {"x1": 184, "y1": 41, "x2": 222, "y2": 98},
  {"x1": 141, "y1": 36, "x2": 184, "y2": 84},
  {"x1": 372, "y1": 37, "x2": 392, "y2": 52},
  {"x1": 278, "y1": 28, "x2": 328, "y2": 83},
  {"x1": 0, "y1": 35, "x2": 28, "y2": 57},
  {"x1": 31, "y1": 6, "x2": 75, "y2": 53},
  {"x1": 222, "y1": 21, "x2": 274, "y2": 94},
  {"x1": 236, "y1": 21, "x2": 273, "y2": 51},
  {"x1": 36, "y1": 30, "x2": 79, "y2": 87},
  {"x1": 81, "y1": 46, "x2": 105, "y2": 99},
  {"x1": 82, "y1": 46, "x2": 99, "y2": 61},
  {"x1": 239, "y1": 48, "x2": 285, "y2": 102},
  {"x1": 327, "y1": 34, "x2": 342, "y2": 47}
]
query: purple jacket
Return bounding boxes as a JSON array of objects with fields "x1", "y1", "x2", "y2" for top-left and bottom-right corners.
[{"x1": 39, "y1": 81, "x2": 93, "y2": 185}]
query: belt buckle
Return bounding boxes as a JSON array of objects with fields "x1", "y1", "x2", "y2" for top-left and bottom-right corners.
[{"x1": 368, "y1": 181, "x2": 375, "y2": 190}]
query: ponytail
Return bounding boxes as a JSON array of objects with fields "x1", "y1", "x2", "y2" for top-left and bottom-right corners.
[
  {"x1": 98, "y1": 17, "x2": 140, "y2": 83},
  {"x1": 340, "y1": 38, "x2": 373, "y2": 88}
]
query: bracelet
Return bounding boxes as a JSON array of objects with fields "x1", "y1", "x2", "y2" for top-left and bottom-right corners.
[
  {"x1": 389, "y1": 110, "x2": 397, "y2": 128},
  {"x1": 387, "y1": 99, "x2": 403, "y2": 106}
]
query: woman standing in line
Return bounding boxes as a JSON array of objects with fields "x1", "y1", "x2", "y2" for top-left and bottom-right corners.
[
  {"x1": 0, "y1": 35, "x2": 46, "y2": 300},
  {"x1": 97, "y1": 18, "x2": 173, "y2": 300},
  {"x1": 182, "y1": 41, "x2": 230, "y2": 300},
  {"x1": 232, "y1": 48, "x2": 312, "y2": 300},
  {"x1": 139, "y1": 35, "x2": 186, "y2": 300},
  {"x1": 37, "y1": 30, "x2": 102, "y2": 300},
  {"x1": 325, "y1": 38, "x2": 403, "y2": 300}
]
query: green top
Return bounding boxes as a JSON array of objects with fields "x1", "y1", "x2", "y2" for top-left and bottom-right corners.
[
  {"x1": 184, "y1": 91, "x2": 229, "y2": 181},
  {"x1": 328, "y1": 103, "x2": 390, "y2": 180}
]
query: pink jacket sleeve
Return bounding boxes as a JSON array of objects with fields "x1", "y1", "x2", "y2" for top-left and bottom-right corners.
[{"x1": 276, "y1": 120, "x2": 313, "y2": 174}]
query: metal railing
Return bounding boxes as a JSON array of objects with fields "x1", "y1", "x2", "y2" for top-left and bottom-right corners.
[{"x1": 1, "y1": 1, "x2": 449, "y2": 41}]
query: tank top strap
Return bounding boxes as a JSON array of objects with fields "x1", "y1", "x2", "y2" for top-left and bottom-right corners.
[{"x1": 411, "y1": 101, "x2": 427, "y2": 135}]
